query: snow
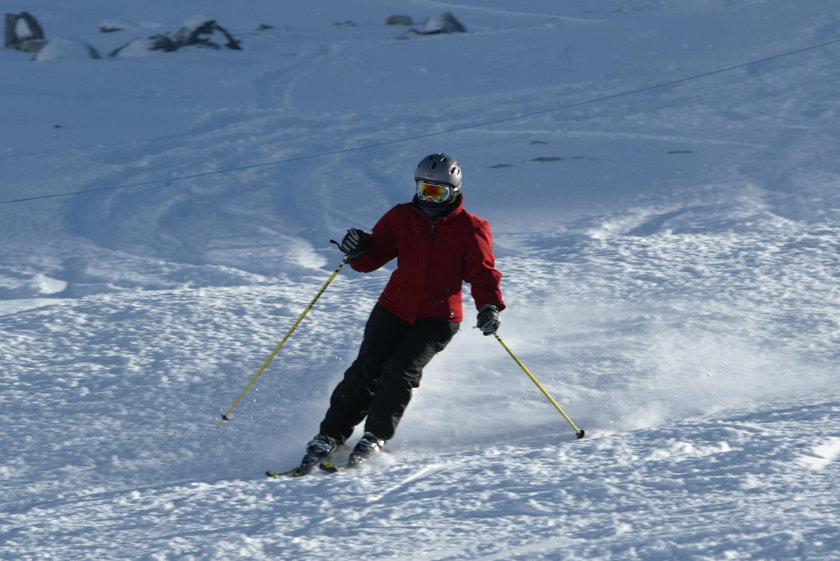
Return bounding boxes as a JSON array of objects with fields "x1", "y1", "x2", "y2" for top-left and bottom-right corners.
[{"x1": 1, "y1": 1, "x2": 838, "y2": 560}]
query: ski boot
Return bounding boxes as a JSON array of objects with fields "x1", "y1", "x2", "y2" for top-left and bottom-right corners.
[
  {"x1": 296, "y1": 434, "x2": 338, "y2": 474},
  {"x1": 347, "y1": 432, "x2": 384, "y2": 467}
]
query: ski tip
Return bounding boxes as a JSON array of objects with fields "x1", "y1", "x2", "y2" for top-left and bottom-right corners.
[{"x1": 576, "y1": 429, "x2": 585, "y2": 439}]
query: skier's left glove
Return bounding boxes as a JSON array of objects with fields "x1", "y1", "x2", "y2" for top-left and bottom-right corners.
[
  {"x1": 338, "y1": 228, "x2": 367, "y2": 259},
  {"x1": 476, "y1": 304, "x2": 501, "y2": 336}
]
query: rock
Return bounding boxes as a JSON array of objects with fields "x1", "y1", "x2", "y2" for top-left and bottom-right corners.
[
  {"x1": 386, "y1": 15, "x2": 413, "y2": 26},
  {"x1": 18, "y1": 39, "x2": 46, "y2": 53},
  {"x1": 33, "y1": 38, "x2": 101, "y2": 62},
  {"x1": 109, "y1": 35, "x2": 177, "y2": 57},
  {"x1": 420, "y1": 12, "x2": 466, "y2": 34},
  {"x1": 172, "y1": 16, "x2": 241, "y2": 50},
  {"x1": 4, "y1": 12, "x2": 45, "y2": 49},
  {"x1": 99, "y1": 19, "x2": 140, "y2": 33}
]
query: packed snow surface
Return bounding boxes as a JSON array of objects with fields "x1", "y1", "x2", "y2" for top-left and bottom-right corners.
[{"x1": 1, "y1": 1, "x2": 838, "y2": 560}]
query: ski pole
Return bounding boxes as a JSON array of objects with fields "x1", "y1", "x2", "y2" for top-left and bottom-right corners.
[
  {"x1": 216, "y1": 255, "x2": 349, "y2": 428},
  {"x1": 494, "y1": 333, "x2": 585, "y2": 439}
]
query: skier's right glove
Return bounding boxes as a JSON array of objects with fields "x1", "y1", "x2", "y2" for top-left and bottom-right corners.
[
  {"x1": 339, "y1": 228, "x2": 367, "y2": 259},
  {"x1": 476, "y1": 304, "x2": 501, "y2": 336}
]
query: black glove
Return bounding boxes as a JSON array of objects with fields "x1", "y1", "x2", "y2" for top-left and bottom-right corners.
[
  {"x1": 476, "y1": 304, "x2": 500, "y2": 336},
  {"x1": 339, "y1": 228, "x2": 367, "y2": 259}
]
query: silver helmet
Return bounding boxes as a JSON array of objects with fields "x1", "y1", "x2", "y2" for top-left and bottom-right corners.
[{"x1": 415, "y1": 153, "x2": 462, "y2": 189}]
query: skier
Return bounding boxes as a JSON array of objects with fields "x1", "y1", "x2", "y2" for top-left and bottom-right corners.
[{"x1": 298, "y1": 153, "x2": 505, "y2": 471}]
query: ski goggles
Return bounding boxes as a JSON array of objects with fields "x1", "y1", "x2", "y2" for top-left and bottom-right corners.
[{"x1": 416, "y1": 180, "x2": 455, "y2": 202}]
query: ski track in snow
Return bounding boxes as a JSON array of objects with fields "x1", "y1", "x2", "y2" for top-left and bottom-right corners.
[{"x1": 1, "y1": 1, "x2": 839, "y2": 560}]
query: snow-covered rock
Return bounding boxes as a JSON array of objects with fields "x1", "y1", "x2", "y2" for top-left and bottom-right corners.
[
  {"x1": 33, "y1": 37, "x2": 101, "y2": 62},
  {"x1": 110, "y1": 16, "x2": 241, "y2": 57}
]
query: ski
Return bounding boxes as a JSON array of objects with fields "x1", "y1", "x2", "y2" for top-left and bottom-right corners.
[
  {"x1": 265, "y1": 462, "x2": 348, "y2": 478},
  {"x1": 318, "y1": 460, "x2": 350, "y2": 473},
  {"x1": 266, "y1": 458, "x2": 322, "y2": 478},
  {"x1": 266, "y1": 467, "x2": 310, "y2": 478}
]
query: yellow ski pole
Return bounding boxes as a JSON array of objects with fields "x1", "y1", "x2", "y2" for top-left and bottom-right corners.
[
  {"x1": 494, "y1": 333, "x2": 585, "y2": 439},
  {"x1": 216, "y1": 256, "x2": 349, "y2": 428}
]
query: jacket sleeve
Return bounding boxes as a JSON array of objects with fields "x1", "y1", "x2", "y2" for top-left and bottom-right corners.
[
  {"x1": 348, "y1": 206, "x2": 399, "y2": 272},
  {"x1": 464, "y1": 219, "x2": 506, "y2": 311}
]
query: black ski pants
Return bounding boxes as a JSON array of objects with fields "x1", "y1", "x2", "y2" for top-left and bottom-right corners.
[{"x1": 319, "y1": 303, "x2": 459, "y2": 443}]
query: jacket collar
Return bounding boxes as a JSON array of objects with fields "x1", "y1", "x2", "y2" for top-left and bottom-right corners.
[{"x1": 412, "y1": 193, "x2": 464, "y2": 222}]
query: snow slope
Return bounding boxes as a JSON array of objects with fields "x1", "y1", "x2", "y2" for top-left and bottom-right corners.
[{"x1": 1, "y1": 1, "x2": 838, "y2": 559}]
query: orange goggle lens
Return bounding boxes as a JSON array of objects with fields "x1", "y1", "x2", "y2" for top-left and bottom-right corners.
[{"x1": 416, "y1": 181, "x2": 452, "y2": 202}]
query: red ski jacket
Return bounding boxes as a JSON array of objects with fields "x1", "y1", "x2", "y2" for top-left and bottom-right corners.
[{"x1": 350, "y1": 196, "x2": 505, "y2": 324}]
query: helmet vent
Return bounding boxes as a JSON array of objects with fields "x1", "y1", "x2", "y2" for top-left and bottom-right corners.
[{"x1": 416, "y1": 152, "x2": 462, "y2": 189}]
